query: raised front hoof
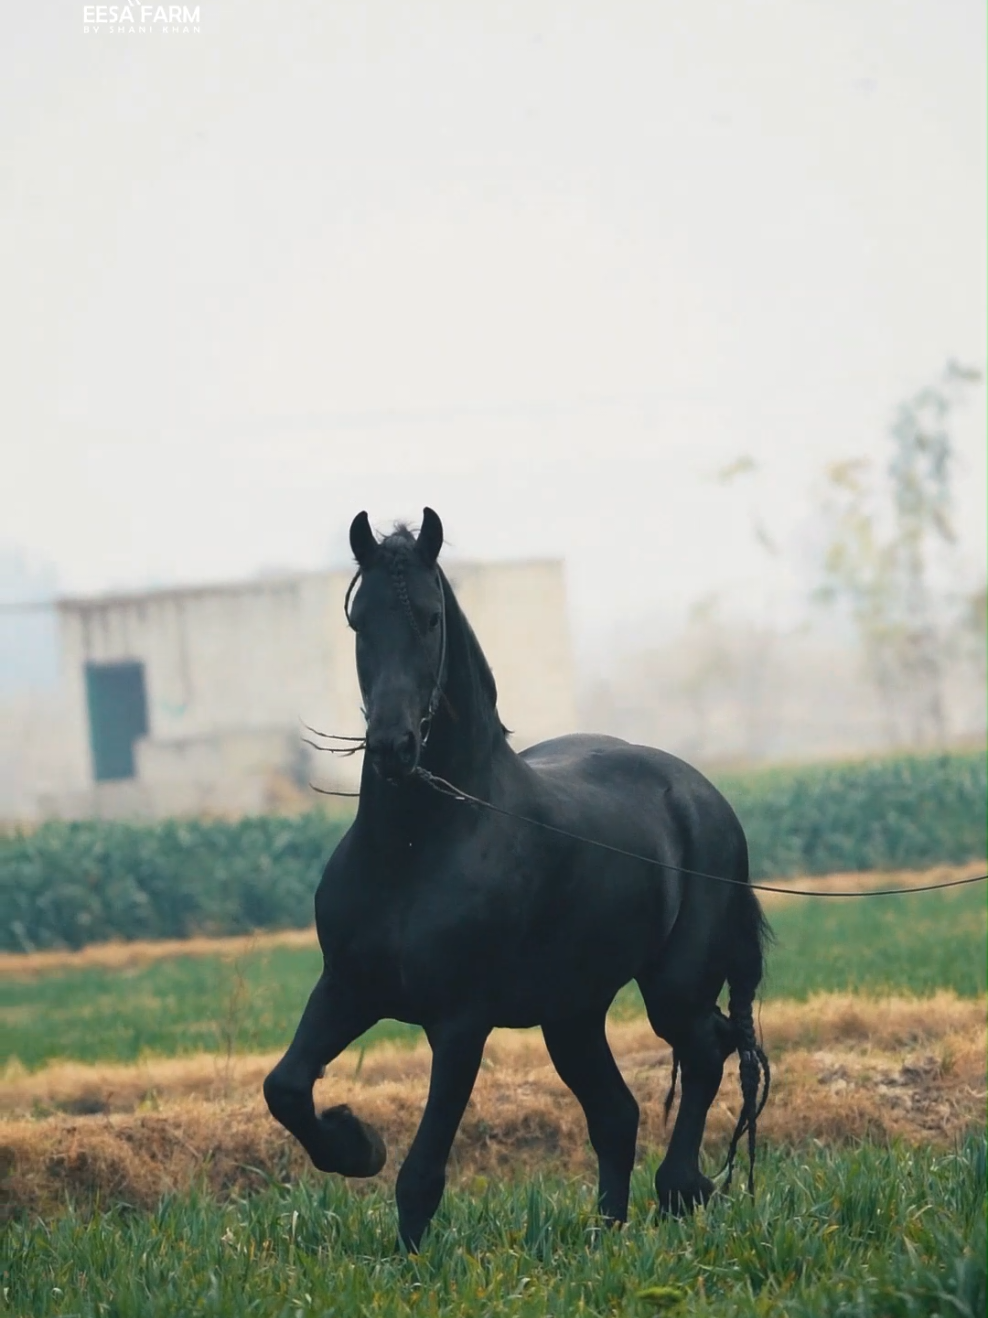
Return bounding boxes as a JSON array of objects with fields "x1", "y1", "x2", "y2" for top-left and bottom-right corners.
[
  {"x1": 310, "y1": 1104, "x2": 387, "y2": 1178},
  {"x1": 655, "y1": 1169, "x2": 715, "y2": 1217}
]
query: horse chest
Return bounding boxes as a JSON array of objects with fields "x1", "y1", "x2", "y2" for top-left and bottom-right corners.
[{"x1": 318, "y1": 857, "x2": 495, "y2": 1016}]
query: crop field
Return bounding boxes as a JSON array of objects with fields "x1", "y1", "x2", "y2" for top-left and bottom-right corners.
[
  {"x1": 2, "y1": 861, "x2": 986, "y2": 1317},
  {"x1": 2, "y1": 863, "x2": 985, "y2": 1072},
  {"x1": 4, "y1": 751, "x2": 983, "y2": 954}
]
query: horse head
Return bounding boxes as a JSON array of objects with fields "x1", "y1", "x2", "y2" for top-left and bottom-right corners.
[{"x1": 347, "y1": 507, "x2": 447, "y2": 784}]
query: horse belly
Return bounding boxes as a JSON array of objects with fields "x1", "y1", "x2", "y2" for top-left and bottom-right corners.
[
  {"x1": 490, "y1": 893, "x2": 659, "y2": 1026},
  {"x1": 384, "y1": 906, "x2": 643, "y2": 1029},
  {"x1": 370, "y1": 843, "x2": 670, "y2": 1029}
]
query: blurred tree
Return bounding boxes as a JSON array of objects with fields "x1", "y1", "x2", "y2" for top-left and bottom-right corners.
[
  {"x1": 713, "y1": 453, "x2": 780, "y2": 557},
  {"x1": 954, "y1": 582, "x2": 987, "y2": 686},
  {"x1": 815, "y1": 360, "x2": 983, "y2": 747}
]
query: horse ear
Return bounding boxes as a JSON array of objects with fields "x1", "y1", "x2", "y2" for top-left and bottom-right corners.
[
  {"x1": 416, "y1": 507, "x2": 444, "y2": 567},
  {"x1": 349, "y1": 511, "x2": 379, "y2": 567}
]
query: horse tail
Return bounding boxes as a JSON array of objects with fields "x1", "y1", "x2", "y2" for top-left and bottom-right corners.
[
  {"x1": 722, "y1": 875, "x2": 772, "y2": 1195},
  {"x1": 662, "y1": 1049, "x2": 679, "y2": 1128}
]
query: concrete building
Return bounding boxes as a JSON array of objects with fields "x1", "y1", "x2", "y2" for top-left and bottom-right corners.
[{"x1": 7, "y1": 559, "x2": 575, "y2": 820}]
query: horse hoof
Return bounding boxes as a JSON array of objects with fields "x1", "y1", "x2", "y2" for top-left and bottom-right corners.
[
  {"x1": 311, "y1": 1104, "x2": 387, "y2": 1178},
  {"x1": 656, "y1": 1172, "x2": 715, "y2": 1216}
]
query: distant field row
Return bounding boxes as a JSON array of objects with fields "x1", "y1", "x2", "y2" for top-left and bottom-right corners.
[
  {"x1": 2, "y1": 866, "x2": 984, "y2": 1071},
  {"x1": 2, "y1": 749, "x2": 984, "y2": 951}
]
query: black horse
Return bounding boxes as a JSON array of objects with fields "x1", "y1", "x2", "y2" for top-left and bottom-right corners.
[{"x1": 264, "y1": 508, "x2": 769, "y2": 1251}]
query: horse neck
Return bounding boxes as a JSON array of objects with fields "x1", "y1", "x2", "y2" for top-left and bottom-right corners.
[
  {"x1": 420, "y1": 590, "x2": 505, "y2": 794},
  {"x1": 420, "y1": 678, "x2": 501, "y2": 795}
]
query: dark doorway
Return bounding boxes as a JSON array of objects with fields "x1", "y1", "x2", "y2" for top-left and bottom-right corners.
[{"x1": 85, "y1": 661, "x2": 149, "y2": 782}]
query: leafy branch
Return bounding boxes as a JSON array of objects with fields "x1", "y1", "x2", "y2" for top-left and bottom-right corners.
[{"x1": 815, "y1": 360, "x2": 983, "y2": 746}]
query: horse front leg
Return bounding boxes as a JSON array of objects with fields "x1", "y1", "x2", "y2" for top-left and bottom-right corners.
[
  {"x1": 263, "y1": 972, "x2": 386, "y2": 1178},
  {"x1": 396, "y1": 1018, "x2": 489, "y2": 1252}
]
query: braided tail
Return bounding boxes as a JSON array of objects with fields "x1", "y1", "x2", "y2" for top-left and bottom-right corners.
[
  {"x1": 721, "y1": 996, "x2": 771, "y2": 1194},
  {"x1": 721, "y1": 884, "x2": 772, "y2": 1196},
  {"x1": 662, "y1": 1050, "x2": 679, "y2": 1128}
]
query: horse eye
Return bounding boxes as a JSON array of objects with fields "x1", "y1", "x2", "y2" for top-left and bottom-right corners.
[{"x1": 428, "y1": 612, "x2": 441, "y2": 630}]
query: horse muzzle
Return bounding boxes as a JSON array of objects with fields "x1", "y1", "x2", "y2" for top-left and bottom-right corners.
[{"x1": 365, "y1": 728, "x2": 420, "y2": 783}]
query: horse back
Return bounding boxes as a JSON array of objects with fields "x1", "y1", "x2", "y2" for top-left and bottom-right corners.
[
  {"x1": 519, "y1": 733, "x2": 740, "y2": 831},
  {"x1": 517, "y1": 733, "x2": 748, "y2": 910}
]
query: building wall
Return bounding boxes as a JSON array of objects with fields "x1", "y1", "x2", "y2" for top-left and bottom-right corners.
[
  {"x1": 283, "y1": 560, "x2": 579, "y2": 800},
  {"x1": 14, "y1": 559, "x2": 575, "y2": 820},
  {"x1": 451, "y1": 560, "x2": 575, "y2": 750}
]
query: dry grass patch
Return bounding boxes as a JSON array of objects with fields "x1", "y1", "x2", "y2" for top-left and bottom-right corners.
[
  {"x1": 2, "y1": 994, "x2": 984, "y2": 1221},
  {"x1": 0, "y1": 928, "x2": 319, "y2": 979},
  {"x1": 754, "y1": 858, "x2": 987, "y2": 905},
  {"x1": 2, "y1": 992, "x2": 982, "y2": 1117}
]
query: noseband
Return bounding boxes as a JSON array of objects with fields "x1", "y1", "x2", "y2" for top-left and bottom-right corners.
[{"x1": 344, "y1": 561, "x2": 448, "y2": 746}]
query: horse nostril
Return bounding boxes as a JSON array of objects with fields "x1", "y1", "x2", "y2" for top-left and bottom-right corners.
[
  {"x1": 396, "y1": 732, "x2": 417, "y2": 767},
  {"x1": 365, "y1": 729, "x2": 417, "y2": 778}
]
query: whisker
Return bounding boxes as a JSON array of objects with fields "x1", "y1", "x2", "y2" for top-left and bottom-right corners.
[
  {"x1": 298, "y1": 718, "x2": 366, "y2": 742},
  {"x1": 309, "y1": 782, "x2": 361, "y2": 798},
  {"x1": 301, "y1": 736, "x2": 365, "y2": 757}
]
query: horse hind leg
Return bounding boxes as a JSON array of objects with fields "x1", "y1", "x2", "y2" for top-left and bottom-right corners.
[
  {"x1": 542, "y1": 1013, "x2": 639, "y2": 1224},
  {"x1": 658, "y1": 1014, "x2": 724, "y2": 1212},
  {"x1": 642, "y1": 1000, "x2": 736, "y2": 1215}
]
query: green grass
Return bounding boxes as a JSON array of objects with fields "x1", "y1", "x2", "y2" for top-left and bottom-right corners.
[
  {"x1": 0, "y1": 945, "x2": 419, "y2": 1072},
  {"x1": 759, "y1": 883, "x2": 988, "y2": 1000},
  {"x1": 1, "y1": 883, "x2": 984, "y2": 1072},
  {"x1": 2, "y1": 1140, "x2": 985, "y2": 1317}
]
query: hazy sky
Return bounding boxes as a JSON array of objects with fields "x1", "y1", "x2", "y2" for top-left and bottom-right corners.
[{"x1": 2, "y1": 0, "x2": 985, "y2": 657}]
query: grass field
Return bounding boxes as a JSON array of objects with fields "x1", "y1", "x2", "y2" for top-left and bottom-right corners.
[
  {"x1": 1, "y1": 863, "x2": 985, "y2": 1317},
  {"x1": 3, "y1": 1141, "x2": 985, "y2": 1317},
  {"x1": 1, "y1": 865, "x2": 984, "y2": 1071}
]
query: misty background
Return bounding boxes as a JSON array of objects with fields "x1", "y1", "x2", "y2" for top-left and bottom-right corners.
[{"x1": 2, "y1": 0, "x2": 985, "y2": 797}]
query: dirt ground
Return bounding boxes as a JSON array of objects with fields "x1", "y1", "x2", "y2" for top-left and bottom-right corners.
[{"x1": 3, "y1": 992, "x2": 984, "y2": 1221}]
